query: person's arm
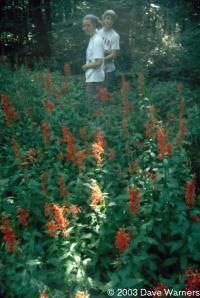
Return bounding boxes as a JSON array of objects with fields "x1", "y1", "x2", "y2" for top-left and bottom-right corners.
[
  {"x1": 104, "y1": 34, "x2": 120, "y2": 61},
  {"x1": 104, "y1": 49, "x2": 117, "y2": 61},
  {"x1": 83, "y1": 36, "x2": 104, "y2": 71},
  {"x1": 82, "y1": 59, "x2": 103, "y2": 71}
]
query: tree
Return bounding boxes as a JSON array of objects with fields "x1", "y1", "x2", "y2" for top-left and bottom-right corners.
[{"x1": 29, "y1": 0, "x2": 51, "y2": 56}]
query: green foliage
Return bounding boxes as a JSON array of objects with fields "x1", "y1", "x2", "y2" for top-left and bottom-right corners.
[{"x1": 0, "y1": 65, "x2": 200, "y2": 297}]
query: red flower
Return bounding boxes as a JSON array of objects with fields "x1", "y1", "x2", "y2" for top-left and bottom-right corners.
[
  {"x1": 47, "y1": 220, "x2": 57, "y2": 237},
  {"x1": 1, "y1": 215, "x2": 17, "y2": 253},
  {"x1": 157, "y1": 127, "x2": 166, "y2": 159},
  {"x1": 176, "y1": 118, "x2": 187, "y2": 147},
  {"x1": 122, "y1": 118, "x2": 127, "y2": 130},
  {"x1": 44, "y1": 203, "x2": 53, "y2": 217},
  {"x1": 185, "y1": 179, "x2": 196, "y2": 208},
  {"x1": 128, "y1": 186, "x2": 141, "y2": 214},
  {"x1": 147, "y1": 171, "x2": 156, "y2": 180},
  {"x1": 64, "y1": 83, "x2": 69, "y2": 94},
  {"x1": 80, "y1": 127, "x2": 87, "y2": 140},
  {"x1": 45, "y1": 72, "x2": 51, "y2": 94},
  {"x1": 41, "y1": 172, "x2": 50, "y2": 196},
  {"x1": 157, "y1": 127, "x2": 171, "y2": 160},
  {"x1": 61, "y1": 125, "x2": 77, "y2": 163},
  {"x1": 1, "y1": 92, "x2": 17, "y2": 127},
  {"x1": 121, "y1": 74, "x2": 130, "y2": 99},
  {"x1": 40, "y1": 292, "x2": 49, "y2": 298},
  {"x1": 44, "y1": 99, "x2": 55, "y2": 115},
  {"x1": 52, "y1": 204, "x2": 69, "y2": 231},
  {"x1": 25, "y1": 105, "x2": 32, "y2": 116},
  {"x1": 179, "y1": 118, "x2": 187, "y2": 136},
  {"x1": 99, "y1": 87, "x2": 109, "y2": 104},
  {"x1": 153, "y1": 283, "x2": 169, "y2": 297},
  {"x1": 108, "y1": 149, "x2": 116, "y2": 161},
  {"x1": 129, "y1": 161, "x2": 139, "y2": 175},
  {"x1": 12, "y1": 139, "x2": 21, "y2": 158},
  {"x1": 56, "y1": 152, "x2": 64, "y2": 160},
  {"x1": 40, "y1": 122, "x2": 50, "y2": 143},
  {"x1": 56, "y1": 88, "x2": 64, "y2": 107},
  {"x1": 149, "y1": 105, "x2": 155, "y2": 114},
  {"x1": 68, "y1": 204, "x2": 81, "y2": 215},
  {"x1": 144, "y1": 122, "x2": 155, "y2": 138},
  {"x1": 115, "y1": 228, "x2": 132, "y2": 253},
  {"x1": 17, "y1": 208, "x2": 30, "y2": 226},
  {"x1": 75, "y1": 291, "x2": 89, "y2": 298},
  {"x1": 28, "y1": 148, "x2": 36, "y2": 157},
  {"x1": 76, "y1": 150, "x2": 87, "y2": 171},
  {"x1": 93, "y1": 130, "x2": 106, "y2": 148},
  {"x1": 165, "y1": 143, "x2": 171, "y2": 156},
  {"x1": 191, "y1": 215, "x2": 199, "y2": 224},
  {"x1": 58, "y1": 175, "x2": 68, "y2": 197},
  {"x1": 92, "y1": 143, "x2": 104, "y2": 164},
  {"x1": 64, "y1": 63, "x2": 71, "y2": 76},
  {"x1": 62, "y1": 231, "x2": 70, "y2": 237},
  {"x1": 90, "y1": 180, "x2": 103, "y2": 209},
  {"x1": 92, "y1": 131, "x2": 105, "y2": 164},
  {"x1": 185, "y1": 268, "x2": 200, "y2": 292}
]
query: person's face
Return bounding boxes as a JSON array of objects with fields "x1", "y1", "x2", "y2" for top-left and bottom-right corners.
[
  {"x1": 82, "y1": 18, "x2": 95, "y2": 36},
  {"x1": 103, "y1": 15, "x2": 114, "y2": 30}
]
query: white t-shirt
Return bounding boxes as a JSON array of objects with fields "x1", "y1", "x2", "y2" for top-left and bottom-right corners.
[
  {"x1": 85, "y1": 33, "x2": 105, "y2": 83},
  {"x1": 98, "y1": 28, "x2": 120, "y2": 72}
]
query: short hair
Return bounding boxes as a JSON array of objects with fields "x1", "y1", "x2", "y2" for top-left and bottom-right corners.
[
  {"x1": 102, "y1": 10, "x2": 117, "y2": 21},
  {"x1": 84, "y1": 14, "x2": 102, "y2": 28}
]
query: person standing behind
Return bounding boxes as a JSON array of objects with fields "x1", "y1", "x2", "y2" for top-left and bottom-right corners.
[
  {"x1": 82, "y1": 14, "x2": 104, "y2": 111},
  {"x1": 98, "y1": 10, "x2": 120, "y2": 92}
]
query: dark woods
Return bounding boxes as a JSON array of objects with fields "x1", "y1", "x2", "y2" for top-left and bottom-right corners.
[{"x1": 0, "y1": 0, "x2": 200, "y2": 81}]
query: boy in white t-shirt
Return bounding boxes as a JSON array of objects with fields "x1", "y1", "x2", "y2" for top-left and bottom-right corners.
[
  {"x1": 82, "y1": 14, "x2": 104, "y2": 110},
  {"x1": 98, "y1": 10, "x2": 120, "y2": 92}
]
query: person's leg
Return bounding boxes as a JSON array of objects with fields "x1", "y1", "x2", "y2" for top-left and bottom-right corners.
[
  {"x1": 86, "y1": 82, "x2": 104, "y2": 113},
  {"x1": 94, "y1": 82, "x2": 103, "y2": 100},
  {"x1": 86, "y1": 82, "x2": 102, "y2": 113},
  {"x1": 86, "y1": 82, "x2": 95, "y2": 112},
  {"x1": 105, "y1": 71, "x2": 115, "y2": 93}
]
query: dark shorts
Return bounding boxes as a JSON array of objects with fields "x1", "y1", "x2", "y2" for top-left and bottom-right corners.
[{"x1": 104, "y1": 71, "x2": 115, "y2": 92}]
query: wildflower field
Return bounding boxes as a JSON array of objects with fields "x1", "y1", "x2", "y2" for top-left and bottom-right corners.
[{"x1": 0, "y1": 64, "x2": 200, "y2": 298}]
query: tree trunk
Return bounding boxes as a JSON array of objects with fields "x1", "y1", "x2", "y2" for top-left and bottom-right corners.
[
  {"x1": 44, "y1": 0, "x2": 52, "y2": 31},
  {"x1": 29, "y1": 0, "x2": 51, "y2": 56}
]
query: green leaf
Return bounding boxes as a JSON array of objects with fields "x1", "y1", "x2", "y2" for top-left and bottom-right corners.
[
  {"x1": 163, "y1": 257, "x2": 177, "y2": 267},
  {"x1": 170, "y1": 241, "x2": 184, "y2": 253},
  {"x1": 26, "y1": 259, "x2": 42, "y2": 266}
]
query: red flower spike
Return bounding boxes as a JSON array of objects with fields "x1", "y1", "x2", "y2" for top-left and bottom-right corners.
[
  {"x1": 154, "y1": 283, "x2": 169, "y2": 297},
  {"x1": 185, "y1": 179, "x2": 196, "y2": 208},
  {"x1": 47, "y1": 220, "x2": 57, "y2": 237},
  {"x1": 1, "y1": 215, "x2": 17, "y2": 253},
  {"x1": 44, "y1": 99, "x2": 55, "y2": 115},
  {"x1": 40, "y1": 291, "x2": 49, "y2": 298},
  {"x1": 75, "y1": 291, "x2": 90, "y2": 298},
  {"x1": 1, "y1": 92, "x2": 18, "y2": 127},
  {"x1": 40, "y1": 122, "x2": 50, "y2": 144},
  {"x1": 17, "y1": 208, "x2": 30, "y2": 226},
  {"x1": 90, "y1": 180, "x2": 103, "y2": 209},
  {"x1": 64, "y1": 63, "x2": 71, "y2": 76},
  {"x1": 157, "y1": 127, "x2": 171, "y2": 160},
  {"x1": 45, "y1": 72, "x2": 51, "y2": 94},
  {"x1": 128, "y1": 186, "x2": 141, "y2": 214},
  {"x1": 115, "y1": 228, "x2": 132, "y2": 253}
]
